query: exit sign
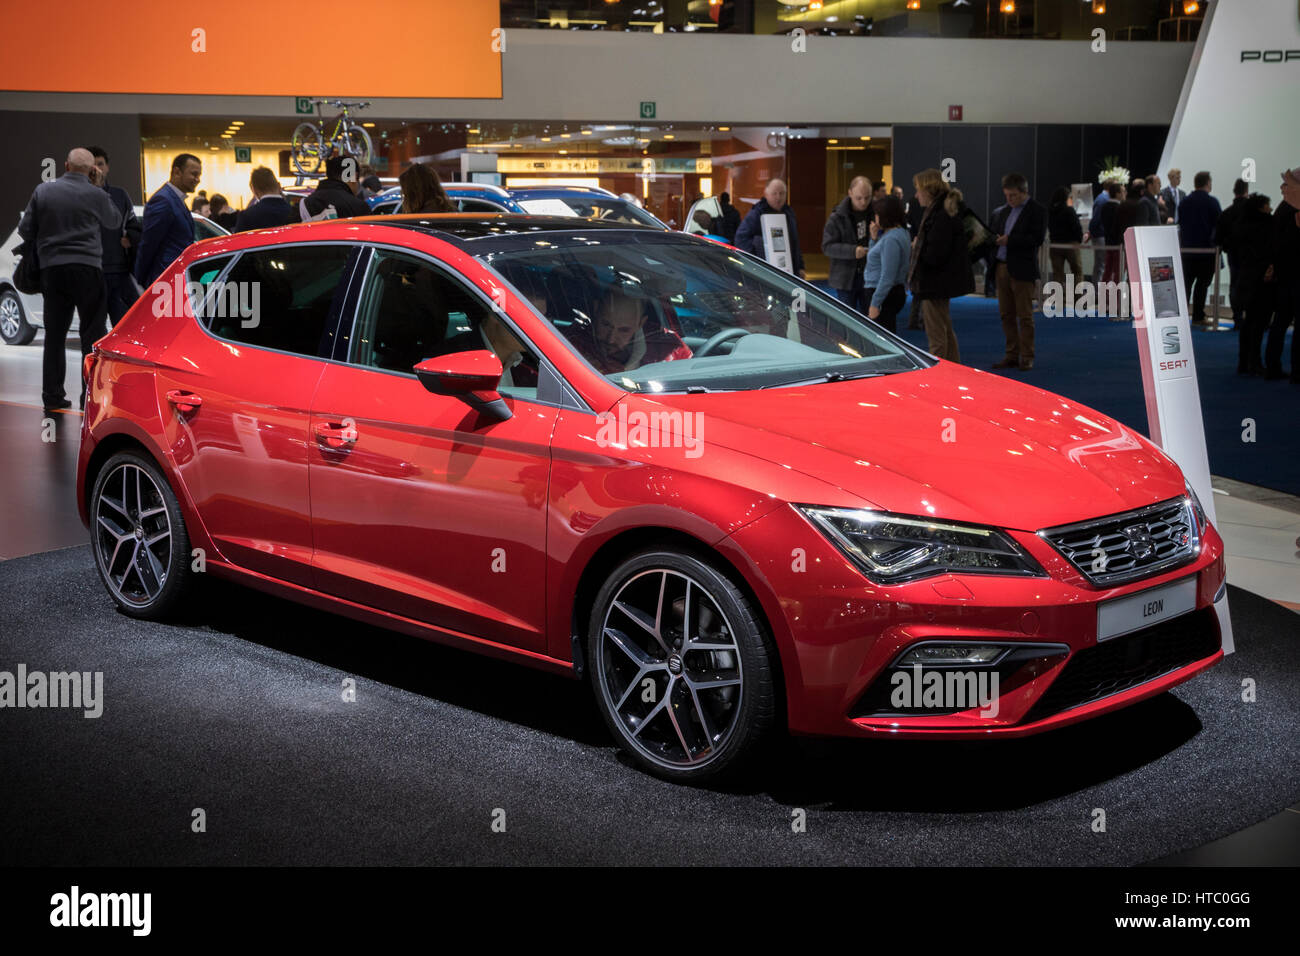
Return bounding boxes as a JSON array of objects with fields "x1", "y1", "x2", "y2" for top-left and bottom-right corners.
[
  {"x1": 948, "y1": 104, "x2": 963, "y2": 121},
  {"x1": 294, "y1": 96, "x2": 314, "y2": 114},
  {"x1": 234, "y1": 147, "x2": 252, "y2": 163},
  {"x1": 639, "y1": 101, "x2": 656, "y2": 119}
]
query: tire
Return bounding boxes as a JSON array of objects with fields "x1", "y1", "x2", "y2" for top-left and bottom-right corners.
[
  {"x1": 290, "y1": 123, "x2": 325, "y2": 176},
  {"x1": 0, "y1": 287, "x2": 36, "y2": 345},
  {"x1": 587, "y1": 549, "x2": 777, "y2": 783},
  {"x1": 344, "y1": 125, "x2": 374, "y2": 167},
  {"x1": 89, "y1": 450, "x2": 193, "y2": 619}
]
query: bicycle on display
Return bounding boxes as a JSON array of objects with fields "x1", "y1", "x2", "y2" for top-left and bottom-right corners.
[{"x1": 291, "y1": 99, "x2": 374, "y2": 176}]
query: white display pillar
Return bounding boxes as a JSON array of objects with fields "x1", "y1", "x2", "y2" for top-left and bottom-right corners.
[{"x1": 1124, "y1": 225, "x2": 1234, "y2": 653}]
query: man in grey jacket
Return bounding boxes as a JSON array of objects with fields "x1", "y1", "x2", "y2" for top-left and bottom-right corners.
[
  {"x1": 17, "y1": 147, "x2": 121, "y2": 412},
  {"x1": 821, "y1": 176, "x2": 874, "y2": 312}
]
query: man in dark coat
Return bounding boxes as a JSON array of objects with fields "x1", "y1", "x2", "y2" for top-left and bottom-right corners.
[
  {"x1": 989, "y1": 172, "x2": 1048, "y2": 370},
  {"x1": 87, "y1": 146, "x2": 142, "y2": 325},
  {"x1": 235, "y1": 167, "x2": 295, "y2": 232},
  {"x1": 821, "y1": 176, "x2": 873, "y2": 311},
  {"x1": 733, "y1": 179, "x2": 805, "y2": 278},
  {"x1": 716, "y1": 192, "x2": 741, "y2": 243},
  {"x1": 1178, "y1": 171, "x2": 1223, "y2": 325}
]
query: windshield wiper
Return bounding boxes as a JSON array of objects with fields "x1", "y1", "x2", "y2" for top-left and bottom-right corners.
[{"x1": 761, "y1": 370, "x2": 895, "y2": 389}]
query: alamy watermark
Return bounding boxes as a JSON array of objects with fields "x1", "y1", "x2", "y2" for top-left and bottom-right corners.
[
  {"x1": 890, "y1": 664, "x2": 1000, "y2": 718},
  {"x1": 149, "y1": 274, "x2": 260, "y2": 327},
  {"x1": 1040, "y1": 275, "x2": 1136, "y2": 319},
  {"x1": 0, "y1": 664, "x2": 103, "y2": 718},
  {"x1": 595, "y1": 405, "x2": 705, "y2": 459}
]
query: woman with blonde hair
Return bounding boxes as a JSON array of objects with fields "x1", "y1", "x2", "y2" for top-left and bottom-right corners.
[
  {"x1": 398, "y1": 163, "x2": 455, "y2": 214},
  {"x1": 907, "y1": 168, "x2": 974, "y2": 361}
]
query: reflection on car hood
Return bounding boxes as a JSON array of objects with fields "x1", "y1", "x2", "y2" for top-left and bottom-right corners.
[{"x1": 642, "y1": 361, "x2": 1185, "y2": 531}]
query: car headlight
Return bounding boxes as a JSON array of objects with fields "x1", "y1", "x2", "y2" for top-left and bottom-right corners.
[
  {"x1": 797, "y1": 506, "x2": 1045, "y2": 585},
  {"x1": 1185, "y1": 480, "x2": 1209, "y2": 536}
]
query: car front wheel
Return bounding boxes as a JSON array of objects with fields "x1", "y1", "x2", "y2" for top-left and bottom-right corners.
[
  {"x1": 90, "y1": 450, "x2": 193, "y2": 619},
  {"x1": 587, "y1": 549, "x2": 777, "y2": 783}
]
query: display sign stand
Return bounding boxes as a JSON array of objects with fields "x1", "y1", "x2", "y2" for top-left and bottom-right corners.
[
  {"x1": 760, "y1": 213, "x2": 794, "y2": 273},
  {"x1": 1124, "y1": 225, "x2": 1234, "y2": 653}
]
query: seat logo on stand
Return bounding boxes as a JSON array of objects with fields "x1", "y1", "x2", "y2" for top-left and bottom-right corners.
[{"x1": 1161, "y1": 325, "x2": 1180, "y2": 355}]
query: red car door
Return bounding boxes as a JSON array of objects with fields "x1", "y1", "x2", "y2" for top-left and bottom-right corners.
[
  {"x1": 153, "y1": 243, "x2": 359, "y2": 587},
  {"x1": 307, "y1": 247, "x2": 556, "y2": 653}
]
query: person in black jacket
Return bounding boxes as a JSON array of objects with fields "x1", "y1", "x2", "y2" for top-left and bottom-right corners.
[
  {"x1": 904, "y1": 193, "x2": 927, "y2": 328},
  {"x1": 235, "y1": 167, "x2": 295, "y2": 232},
  {"x1": 989, "y1": 172, "x2": 1047, "y2": 370},
  {"x1": 734, "y1": 179, "x2": 805, "y2": 278},
  {"x1": 1231, "y1": 193, "x2": 1274, "y2": 376},
  {"x1": 908, "y1": 168, "x2": 973, "y2": 362},
  {"x1": 716, "y1": 192, "x2": 741, "y2": 243},
  {"x1": 1178, "y1": 171, "x2": 1223, "y2": 325},
  {"x1": 1214, "y1": 178, "x2": 1250, "y2": 325},
  {"x1": 1047, "y1": 186, "x2": 1082, "y2": 286},
  {"x1": 302, "y1": 155, "x2": 371, "y2": 220},
  {"x1": 821, "y1": 176, "x2": 874, "y2": 311},
  {"x1": 87, "y1": 146, "x2": 142, "y2": 325},
  {"x1": 1263, "y1": 166, "x2": 1300, "y2": 382},
  {"x1": 1099, "y1": 181, "x2": 1125, "y2": 286}
]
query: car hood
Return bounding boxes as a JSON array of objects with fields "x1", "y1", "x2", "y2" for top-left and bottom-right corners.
[{"x1": 638, "y1": 361, "x2": 1186, "y2": 532}]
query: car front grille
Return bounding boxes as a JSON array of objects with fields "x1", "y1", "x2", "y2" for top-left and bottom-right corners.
[
  {"x1": 1039, "y1": 497, "x2": 1198, "y2": 587},
  {"x1": 1022, "y1": 607, "x2": 1220, "y2": 724}
]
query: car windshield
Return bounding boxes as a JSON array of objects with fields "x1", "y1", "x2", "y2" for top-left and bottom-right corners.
[
  {"x1": 480, "y1": 232, "x2": 928, "y2": 393},
  {"x1": 514, "y1": 195, "x2": 665, "y2": 229}
]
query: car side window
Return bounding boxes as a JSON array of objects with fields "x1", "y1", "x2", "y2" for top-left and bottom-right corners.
[
  {"x1": 348, "y1": 249, "x2": 541, "y2": 399},
  {"x1": 456, "y1": 199, "x2": 509, "y2": 213},
  {"x1": 202, "y1": 244, "x2": 353, "y2": 359}
]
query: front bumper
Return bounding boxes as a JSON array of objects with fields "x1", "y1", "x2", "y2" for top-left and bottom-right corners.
[{"x1": 720, "y1": 503, "x2": 1227, "y2": 739}]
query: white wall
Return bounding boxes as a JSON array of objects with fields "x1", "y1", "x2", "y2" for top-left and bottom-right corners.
[
  {"x1": 3, "y1": 32, "x2": 1192, "y2": 126},
  {"x1": 1160, "y1": 0, "x2": 1300, "y2": 199}
]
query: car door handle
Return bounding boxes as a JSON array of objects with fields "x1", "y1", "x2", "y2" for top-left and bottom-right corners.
[
  {"x1": 166, "y1": 390, "x2": 202, "y2": 414},
  {"x1": 314, "y1": 420, "x2": 358, "y2": 449}
]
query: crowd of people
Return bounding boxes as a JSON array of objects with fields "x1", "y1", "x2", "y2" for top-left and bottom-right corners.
[
  {"x1": 1044, "y1": 164, "x2": 1299, "y2": 382},
  {"x1": 718, "y1": 161, "x2": 1298, "y2": 381},
  {"x1": 15, "y1": 147, "x2": 466, "y2": 412},
  {"x1": 14, "y1": 142, "x2": 1300, "y2": 414}
]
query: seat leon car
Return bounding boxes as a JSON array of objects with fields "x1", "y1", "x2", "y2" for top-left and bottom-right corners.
[{"x1": 78, "y1": 213, "x2": 1226, "y2": 783}]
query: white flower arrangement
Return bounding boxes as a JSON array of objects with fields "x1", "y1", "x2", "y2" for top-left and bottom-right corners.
[{"x1": 1097, "y1": 156, "x2": 1130, "y2": 185}]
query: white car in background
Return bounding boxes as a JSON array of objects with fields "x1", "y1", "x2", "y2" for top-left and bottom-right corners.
[{"x1": 0, "y1": 207, "x2": 228, "y2": 345}]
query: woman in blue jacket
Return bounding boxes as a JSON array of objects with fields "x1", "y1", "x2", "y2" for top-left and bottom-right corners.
[{"x1": 861, "y1": 195, "x2": 911, "y2": 332}]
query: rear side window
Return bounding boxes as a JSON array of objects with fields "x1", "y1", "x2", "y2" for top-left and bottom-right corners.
[
  {"x1": 456, "y1": 199, "x2": 509, "y2": 213},
  {"x1": 203, "y1": 245, "x2": 353, "y2": 358}
]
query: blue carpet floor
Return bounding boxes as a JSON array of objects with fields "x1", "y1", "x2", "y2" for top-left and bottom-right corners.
[{"x1": 823, "y1": 290, "x2": 1299, "y2": 497}]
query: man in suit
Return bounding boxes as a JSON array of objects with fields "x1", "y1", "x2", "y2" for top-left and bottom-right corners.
[
  {"x1": 990, "y1": 172, "x2": 1048, "y2": 371},
  {"x1": 87, "y1": 146, "x2": 141, "y2": 325},
  {"x1": 1160, "y1": 168, "x2": 1187, "y2": 225},
  {"x1": 235, "y1": 167, "x2": 294, "y2": 232},
  {"x1": 1178, "y1": 171, "x2": 1222, "y2": 325},
  {"x1": 134, "y1": 153, "x2": 201, "y2": 288}
]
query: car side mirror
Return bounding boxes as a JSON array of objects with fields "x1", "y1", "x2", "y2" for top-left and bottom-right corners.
[{"x1": 413, "y1": 350, "x2": 512, "y2": 422}]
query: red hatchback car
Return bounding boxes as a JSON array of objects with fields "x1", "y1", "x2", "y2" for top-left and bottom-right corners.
[{"x1": 78, "y1": 214, "x2": 1225, "y2": 782}]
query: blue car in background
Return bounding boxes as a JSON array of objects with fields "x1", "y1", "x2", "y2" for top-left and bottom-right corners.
[{"x1": 370, "y1": 182, "x2": 668, "y2": 230}]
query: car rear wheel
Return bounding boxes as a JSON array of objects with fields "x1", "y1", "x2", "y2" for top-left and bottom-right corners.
[
  {"x1": 587, "y1": 550, "x2": 777, "y2": 783},
  {"x1": 90, "y1": 451, "x2": 193, "y2": 619},
  {"x1": 0, "y1": 288, "x2": 36, "y2": 345}
]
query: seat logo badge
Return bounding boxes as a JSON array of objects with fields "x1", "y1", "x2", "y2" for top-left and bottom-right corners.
[
  {"x1": 1121, "y1": 525, "x2": 1156, "y2": 560},
  {"x1": 1161, "y1": 325, "x2": 1180, "y2": 354}
]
